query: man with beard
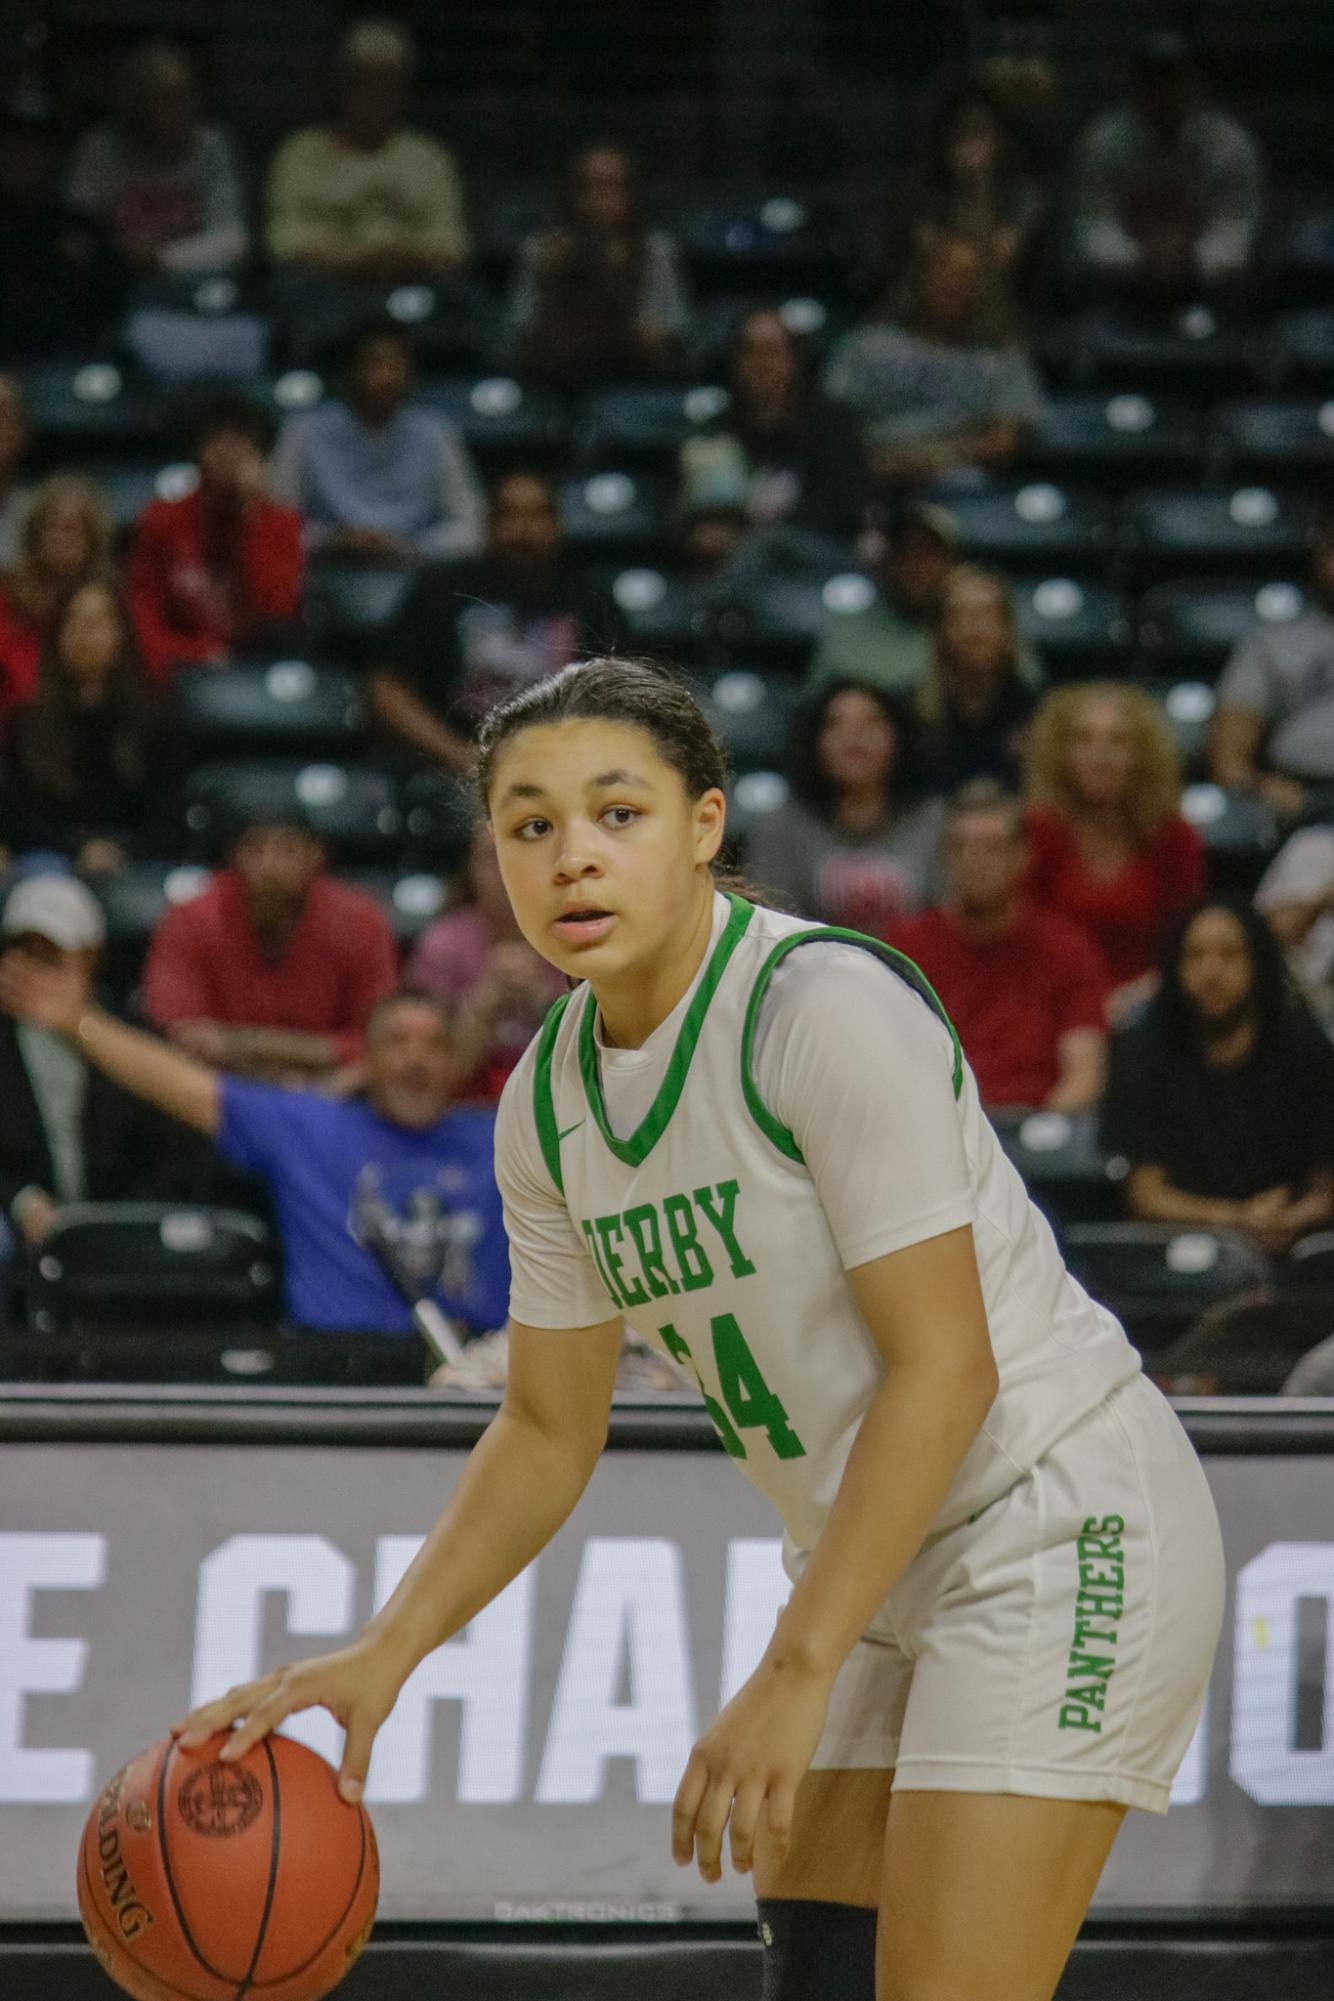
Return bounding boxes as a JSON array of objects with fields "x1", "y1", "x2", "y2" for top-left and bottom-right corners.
[
  {"x1": 1100, "y1": 898, "x2": 1334, "y2": 1254},
  {"x1": 142, "y1": 808, "x2": 398, "y2": 1083},
  {"x1": 0, "y1": 966, "x2": 508, "y2": 1359},
  {"x1": 368, "y1": 470, "x2": 618, "y2": 774}
]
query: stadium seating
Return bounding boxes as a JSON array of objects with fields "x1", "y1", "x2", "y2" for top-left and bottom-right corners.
[
  {"x1": 934, "y1": 484, "x2": 1113, "y2": 568},
  {"x1": 183, "y1": 759, "x2": 403, "y2": 863},
  {"x1": 303, "y1": 560, "x2": 415, "y2": 649},
  {"x1": 575, "y1": 384, "x2": 729, "y2": 470},
  {"x1": 399, "y1": 770, "x2": 476, "y2": 870},
  {"x1": 1061, "y1": 1222, "x2": 1273, "y2": 1346},
  {"x1": 21, "y1": 361, "x2": 159, "y2": 463},
  {"x1": 1286, "y1": 1231, "x2": 1334, "y2": 1287},
  {"x1": 1134, "y1": 679, "x2": 1216, "y2": 775},
  {"x1": 989, "y1": 1110, "x2": 1125, "y2": 1228},
  {"x1": 1155, "y1": 1287, "x2": 1334, "y2": 1394},
  {"x1": 558, "y1": 470, "x2": 670, "y2": 559},
  {"x1": 343, "y1": 870, "x2": 450, "y2": 945},
  {"x1": 174, "y1": 661, "x2": 367, "y2": 757},
  {"x1": 1017, "y1": 394, "x2": 1206, "y2": 489},
  {"x1": 1136, "y1": 578, "x2": 1306, "y2": 677},
  {"x1": 1213, "y1": 398, "x2": 1334, "y2": 477},
  {"x1": 676, "y1": 194, "x2": 853, "y2": 294},
  {"x1": 1119, "y1": 486, "x2": 1314, "y2": 579},
  {"x1": 417, "y1": 376, "x2": 570, "y2": 469},
  {"x1": 1008, "y1": 575, "x2": 1133, "y2": 679},
  {"x1": 596, "y1": 565, "x2": 719, "y2": 662},
  {"x1": 90, "y1": 862, "x2": 212, "y2": 1001},
  {"x1": 1180, "y1": 784, "x2": 1281, "y2": 888},
  {"x1": 1045, "y1": 309, "x2": 1259, "y2": 398},
  {"x1": 696, "y1": 669, "x2": 801, "y2": 773}
]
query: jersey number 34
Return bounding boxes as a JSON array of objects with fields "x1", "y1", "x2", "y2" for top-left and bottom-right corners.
[{"x1": 659, "y1": 1315, "x2": 807, "y2": 1461}]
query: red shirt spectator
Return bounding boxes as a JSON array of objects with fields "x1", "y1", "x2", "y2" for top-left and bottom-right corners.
[
  {"x1": 1024, "y1": 684, "x2": 1205, "y2": 996},
  {"x1": 1024, "y1": 804, "x2": 1203, "y2": 993},
  {"x1": 892, "y1": 779, "x2": 1109, "y2": 1112},
  {"x1": 896, "y1": 904, "x2": 1108, "y2": 1108},
  {"x1": 143, "y1": 817, "x2": 397, "y2": 1077},
  {"x1": 126, "y1": 389, "x2": 303, "y2": 676}
]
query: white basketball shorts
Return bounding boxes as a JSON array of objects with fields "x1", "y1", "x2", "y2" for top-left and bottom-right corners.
[{"x1": 808, "y1": 1371, "x2": 1226, "y2": 1814}]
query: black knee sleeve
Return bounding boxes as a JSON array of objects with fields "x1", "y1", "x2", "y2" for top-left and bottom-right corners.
[{"x1": 756, "y1": 1896, "x2": 877, "y2": 2000}]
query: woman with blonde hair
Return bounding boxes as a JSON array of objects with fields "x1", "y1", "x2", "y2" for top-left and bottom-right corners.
[
  {"x1": 915, "y1": 565, "x2": 1042, "y2": 793},
  {"x1": 1024, "y1": 682, "x2": 1204, "y2": 1005},
  {"x1": 0, "y1": 475, "x2": 117, "y2": 722}
]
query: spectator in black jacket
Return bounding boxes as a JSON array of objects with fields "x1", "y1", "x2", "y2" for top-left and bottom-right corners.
[
  {"x1": 0, "y1": 875, "x2": 191, "y2": 1255},
  {"x1": 1101, "y1": 897, "x2": 1334, "y2": 1254},
  {"x1": 0, "y1": 101, "x2": 128, "y2": 363}
]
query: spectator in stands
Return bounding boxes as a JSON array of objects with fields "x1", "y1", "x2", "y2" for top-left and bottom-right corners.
[
  {"x1": 0, "y1": 475, "x2": 118, "y2": 721},
  {"x1": 1254, "y1": 826, "x2": 1334, "y2": 1030},
  {"x1": 266, "y1": 18, "x2": 467, "y2": 294},
  {"x1": 913, "y1": 567, "x2": 1042, "y2": 794},
  {"x1": 0, "y1": 374, "x2": 32, "y2": 571},
  {"x1": 369, "y1": 470, "x2": 613, "y2": 771},
  {"x1": 885, "y1": 73, "x2": 1048, "y2": 344},
  {"x1": 142, "y1": 809, "x2": 398, "y2": 1084},
  {"x1": 271, "y1": 318, "x2": 483, "y2": 564},
  {"x1": 406, "y1": 823, "x2": 565, "y2": 1100},
  {"x1": 677, "y1": 309, "x2": 868, "y2": 549},
  {"x1": 1210, "y1": 511, "x2": 1334, "y2": 821},
  {"x1": 0, "y1": 966, "x2": 509, "y2": 1349},
  {"x1": 127, "y1": 390, "x2": 303, "y2": 676},
  {"x1": 0, "y1": 99, "x2": 128, "y2": 363},
  {"x1": 807, "y1": 501, "x2": 957, "y2": 697},
  {"x1": 822, "y1": 232, "x2": 1041, "y2": 489},
  {"x1": 1069, "y1": 36, "x2": 1264, "y2": 301},
  {"x1": 746, "y1": 679, "x2": 944, "y2": 932},
  {"x1": 510, "y1": 142, "x2": 688, "y2": 390},
  {"x1": 2, "y1": 581, "x2": 172, "y2": 874},
  {"x1": 894, "y1": 780, "x2": 1107, "y2": 1111},
  {"x1": 1024, "y1": 683, "x2": 1205, "y2": 1010},
  {"x1": 0, "y1": 875, "x2": 194, "y2": 1255},
  {"x1": 65, "y1": 40, "x2": 247, "y2": 277},
  {"x1": 1101, "y1": 898, "x2": 1334, "y2": 1253}
]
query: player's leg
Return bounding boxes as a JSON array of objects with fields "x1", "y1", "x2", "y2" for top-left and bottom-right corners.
[
  {"x1": 752, "y1": 1768, "x2": 889, "y2": 2000},
  {"x1": 876, "y1": 1789, "x2": 1125, "y2": 2001}
]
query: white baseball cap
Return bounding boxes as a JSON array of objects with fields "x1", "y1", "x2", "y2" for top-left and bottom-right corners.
[{"x1": 2, "y1": 874, "x2": 106, "y2": 952}]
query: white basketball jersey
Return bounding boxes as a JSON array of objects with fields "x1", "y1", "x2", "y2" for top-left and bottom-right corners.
[{"x1": 521, "y1": 893, "x2": 1141, "y2": 1561}]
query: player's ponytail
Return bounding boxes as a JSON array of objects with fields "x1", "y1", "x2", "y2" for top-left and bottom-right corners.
[{"x1": 474, "y1": 657, "x2": 750, "y2": 888}]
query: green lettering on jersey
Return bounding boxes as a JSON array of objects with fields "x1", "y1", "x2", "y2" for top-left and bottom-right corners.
[
  {"x1": 659, "y1": 1322, "x2": 745, "y2": 1457},
  {"x1": 594, "y1": 1214, "x2": 649, "y2": 1308},
  {"x1": 580, "y1": 1218, "x2": 624, "y2": 1307},
  {"x1": 692, "y1": 1180, "x2": 756, "y2": 1279},
  {"x1": 659, "y1": 1313, "x2": 806, "y2": 1463},
  {"x1": 663, "y1": 1193, "x2": 714, "y2": 1291},
  {"x1": 622, "y1": 1204, "x2": 680, "y2": 1298}
]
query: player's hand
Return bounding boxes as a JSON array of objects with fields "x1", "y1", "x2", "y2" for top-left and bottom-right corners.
[
  {"x1": 170, "y1": 1635, "x2": 408, "y2": 1805},
  {"x1": 671, "y1": 1657, "x2": 832, "y2": 1883}
]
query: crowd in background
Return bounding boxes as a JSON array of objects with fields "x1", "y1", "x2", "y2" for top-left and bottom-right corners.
[{"x1": 0, "y1": 16, "x2": 1332, "y2": 1390}]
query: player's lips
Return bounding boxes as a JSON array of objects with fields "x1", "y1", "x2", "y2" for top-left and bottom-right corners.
[{"x1": 553, "y1": 905, "x2": 616, "y2": 945}]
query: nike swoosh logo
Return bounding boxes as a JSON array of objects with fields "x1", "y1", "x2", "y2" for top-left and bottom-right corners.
[{"x1": 557, "y1": 1120, "x2": 585, "y2": 1142}]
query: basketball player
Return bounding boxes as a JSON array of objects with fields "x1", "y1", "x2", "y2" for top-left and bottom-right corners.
[{"x1": 176, "y1": 660, "x2": 1224, "y2": 2000}]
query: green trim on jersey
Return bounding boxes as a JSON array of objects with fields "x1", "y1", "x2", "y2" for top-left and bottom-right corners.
[
  {"x1": 578, "y1": 892, "x2": 756, "y2": 1166},
  {"x1": 739, "y1": 925, "x2": 965, "y2": 1165},
  {"x1": 532, "y1": 989, "x2": 576, "y2": 1192}
]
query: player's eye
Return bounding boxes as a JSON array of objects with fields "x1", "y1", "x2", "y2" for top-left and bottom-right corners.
[
  {"x1": 602, "y1": 805, "x2": 639, "y2": 828},
  {"x1": 513, "y1": 816, "x2": 552, "y2": 840}
]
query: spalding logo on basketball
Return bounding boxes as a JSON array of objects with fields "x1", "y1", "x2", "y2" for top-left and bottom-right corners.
[
  {"x1": 177, "y1": 1762, "x2": 262, "y2": 1838},
  {"x1": 77, "y1": 1732, "x2": 379, "y2": 2001}
]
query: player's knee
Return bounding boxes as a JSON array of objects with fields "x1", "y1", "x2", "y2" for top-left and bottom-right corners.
[{"x1": 757, "y1": 1896, "x2": 877, "y2": 2000}]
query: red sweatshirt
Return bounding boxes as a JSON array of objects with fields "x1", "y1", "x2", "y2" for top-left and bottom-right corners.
[{"x1": 127, "y1": 489, "x2": 304, "y2": 677}]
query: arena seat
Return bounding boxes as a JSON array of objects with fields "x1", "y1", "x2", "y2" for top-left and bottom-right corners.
[
  {"x1": 936, "y1": 483, "x2": 1111, "y2": 567},
  {"x1": 174, "y1": 661, "x2": 367, "y2": 757},
  {"x1": 676, "y1": 194, "x2": 853, "y2": 293},
  {"x1": 686, "y1": 292, "x2": 847, "y2": 373},
  {"x1": 399, "y1": 769, "x2": 475, "y2": 870},
  {"x1": 989, "y1": 1110, "x2": 1125, "y2": 1228},
  {"x1": 1270, "y1": 306, "x2": 1334, "y2": 384},
  {"x1": 1155, "y1": 1286, "x2": 1334, "y2": 1394},
  {"x1": 1044, "y1": 308, "x2": 1259, "y2": 398},
  {"x1": 575, "y1": 384, "x2": 730, "y2": 469},
  {"x1": 123, "y1": 273, "x2": 271, "y2": 384},
  {"x1": 1285, "y1": 1230, "x2": 1334, "y2": 1288},
  {"x1": 1120, "y1": 487, "x2": 1314, "y2": 578},
  {"x1": 98, "y1": 458, "x2": 199, "y2": 533},
  {"x1": 303, "y1": 560, "x2": 415, "y2": 648},
  {"x1": 1271, "y1": 202, "x2": 1334, "y2": 300},
  {"x1": 21, "y1": 360, "x2": 160, "y2": 462},
  {"x1": 596, "y1": 564, "x2": 718, "y2": 662},
  {"x1": 1008, "y1": 575, "x2": 1133, "y2": 679},
  {"x1": 1061, "y1": 1222, "x2": 1273, "y2": 1345},
  {"x1": 90, "y1": 861, "x2": 212, "y2": 1000},
  {"x1": 1133, "y1": 678, "x2": 1216, "y2": 775},
  {"x1": 1180, "y1": 784, "x2": 1281, "y2": 886},
  {"x1": 417, "y1": 376, "x2": 570, "y2": 469},
  {"x1": 25, "y1": 1203, "x2": 280, "y2": 1344},
  {"x1": 183, "y1": 759, "x2": 403, "y2": 863},
  {"x1": 696, "y1": 669, "x2": 800, "y2": 772},
  {"x1": 1136, "y1": 577, "x2": 1306, "y2": 676},
  {"x1": 725, "y1": 768, "x2": 789, "y2": 849},
  {"x1": 1213, "y1": 398, "x2": 1334, "y2": 476},
  {"x1": 718, "y1": 566, "x2": 858, "y2": 669},
  {"x1": 1017, "y1": 393, "x2": 1205, "y2": 488},
  {"x1": 559, "y1": 470, "x2": 669, "y2": 559}
]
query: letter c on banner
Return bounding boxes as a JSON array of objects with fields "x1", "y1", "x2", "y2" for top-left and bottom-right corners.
[{"x1": 1231, "y1": 1541, "x2": 1334, "y2": 1806}]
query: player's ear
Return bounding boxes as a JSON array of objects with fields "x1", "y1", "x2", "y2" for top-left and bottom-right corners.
[{"x1": 692, "y1": 786, "x2": 727, "y2": 869}]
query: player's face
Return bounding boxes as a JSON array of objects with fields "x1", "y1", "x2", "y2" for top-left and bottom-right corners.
[
  {"x1": 487, "y1": 718, "x2": 725, "y2": 983},
  {"x1": 1178, "y1": 908, "x2": 1255, "y2": 1025},
  {"x1": 368, "y1": 1002, "x2": 454, "y2": 1128}
]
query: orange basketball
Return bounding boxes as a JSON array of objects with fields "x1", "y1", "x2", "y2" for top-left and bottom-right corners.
[{"x1": 77, "y1": 1732, "x2": 379, "y2": 2001}]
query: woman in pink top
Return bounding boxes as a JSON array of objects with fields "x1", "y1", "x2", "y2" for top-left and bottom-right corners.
[
  {"x1": 406, "y1": 821, "x2": 565, "y2": 1099},
  {"x1": 1023, "y1": 682, "x2": 1204, "y2": 1011}
]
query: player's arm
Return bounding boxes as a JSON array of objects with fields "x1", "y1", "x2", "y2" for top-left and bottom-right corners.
[{"x1": 0, "y1": 952, "x2": 219, "y2": 1136}]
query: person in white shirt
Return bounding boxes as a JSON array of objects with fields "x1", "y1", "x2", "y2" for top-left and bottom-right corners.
[{"x1": 173, "y1": 659, "x2": 1223, "y2": 2001}]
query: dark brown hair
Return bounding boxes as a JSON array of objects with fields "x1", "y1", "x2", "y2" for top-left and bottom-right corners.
[
  {"x1": 18, "y1": 580, "x2": 157, "y2": 806},
  {"x1": 474, "y1": 657, "x2": 741, "y2": 879}
]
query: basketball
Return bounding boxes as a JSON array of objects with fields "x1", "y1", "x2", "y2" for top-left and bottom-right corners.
[{"x1": 76, "y1": 1731, "x2": 379, "y2": 2001}]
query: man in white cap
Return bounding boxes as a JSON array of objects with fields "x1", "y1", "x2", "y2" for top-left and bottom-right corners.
[{"x1": 0, "y1": 875, "x2": 185, "y2": 1249}]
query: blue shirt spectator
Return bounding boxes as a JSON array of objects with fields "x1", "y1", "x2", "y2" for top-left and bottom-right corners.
[
  {"x1": 271, "y1": 318, "x2": 483, "y2": 563},
  {"x1": 219, "y1": 1079, "x2": 508, "y2": 1334}
]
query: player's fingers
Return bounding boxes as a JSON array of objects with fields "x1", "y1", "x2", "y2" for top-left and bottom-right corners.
[
  {"x1": 671, "y1": 1755, "x2": 709, "y2": 1866},
  {"x1": 338, "y1": 1711, "x2": 380, "y2": 1804},
  {"x1": 216, "y1": 1684, "x2": 308, "y2": 1764},
  {"x1": 692, "y1": 1773, "x2": 736, "y2": 1884},
  {"x1": 727, "y1": 1776, "x2": 768, "y2": 1875},
  {"x1": 171, "y1": 1680, "x2": 272, "y2": 1748},
  {"x1": 764, "y1": 1776, "x2": 797, "y2": 1866}
]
